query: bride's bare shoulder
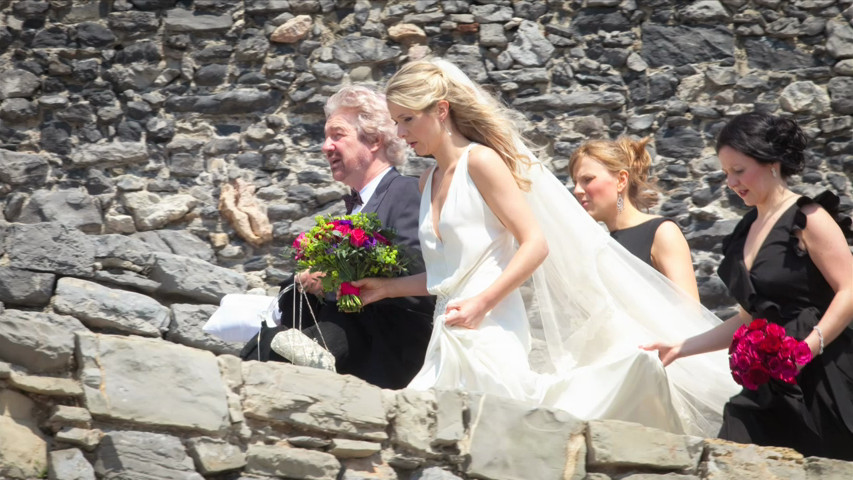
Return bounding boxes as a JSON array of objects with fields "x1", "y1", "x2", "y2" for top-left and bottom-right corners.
[{"x1": 467, "y1": 144, "x2": 504, "y2": 171}]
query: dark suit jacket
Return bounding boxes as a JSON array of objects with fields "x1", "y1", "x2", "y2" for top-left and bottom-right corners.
[{"x1": 274, "y1": 168, "x2": 434, "y2": 389}]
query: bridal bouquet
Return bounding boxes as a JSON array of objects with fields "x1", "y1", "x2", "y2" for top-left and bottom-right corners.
[
  {"x1": 292, "y1": 213, "x2": 406, "y2": 313},
  {"x1": 728, "y1": 318, "x2": 813, "y2": 390}
]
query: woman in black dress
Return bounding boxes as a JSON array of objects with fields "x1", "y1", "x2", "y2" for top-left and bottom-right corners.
[
  {"x1": 644, "y1": 112, "x2": 853, "y2": 460},
  {"x1": 571, "y1": 136, "x2": 699, "y2": 301}
]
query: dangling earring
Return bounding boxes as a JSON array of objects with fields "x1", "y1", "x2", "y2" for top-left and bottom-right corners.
[
  {"x1": 616, "y1": 193, "x2": 624, "y2": 213},
  {"x1": 771, "y1": 167, "x2": 778, "y2": 178},
  {"x1": 444, "y1": 121, "x2": 452, "y2": 136}
]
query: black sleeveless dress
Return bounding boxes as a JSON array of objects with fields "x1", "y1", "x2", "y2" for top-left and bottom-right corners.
[
  {"x1": 610, "y1": 217, "x2": 672, "y2": 268},
  {"x1": 717, "y1": 192, "x2": 853, "y2": 460}
]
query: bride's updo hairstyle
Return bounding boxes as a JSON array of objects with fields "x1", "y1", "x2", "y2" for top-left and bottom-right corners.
[
  {"x1": 385, "y1": 59, "x2": 532, "y2": 190},
  {"x1": 715, "y1": 112, "x2": 807, "y2": 178},
  {"x1": 569, "y1": 136, "x2": 660, "y2": 210}
]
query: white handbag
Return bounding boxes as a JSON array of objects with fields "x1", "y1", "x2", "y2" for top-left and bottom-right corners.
[
  {"x1": 270, "y1": 328, "x2": 336, "y2": 371},
  {"x1": 268, "y1": 277, "x2": 336, "y2": 372}
]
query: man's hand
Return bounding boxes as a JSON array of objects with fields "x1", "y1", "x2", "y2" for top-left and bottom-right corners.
[{"x1": 296, "y1": 270, "x2": 325, "y2": 296}]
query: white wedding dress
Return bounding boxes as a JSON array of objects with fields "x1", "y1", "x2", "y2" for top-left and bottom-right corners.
[{"x1": 409, "y1": 143, "x2": 739, "y2": 437}]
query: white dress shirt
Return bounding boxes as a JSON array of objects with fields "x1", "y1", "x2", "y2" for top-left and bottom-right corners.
[{"x1": 351, "y1": 166, "x2": 392, "y2": 214}]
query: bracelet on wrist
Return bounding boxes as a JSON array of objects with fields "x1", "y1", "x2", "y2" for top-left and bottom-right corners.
[{"x1": 812, "y1": 325, "x2": 824, "y2": 355}]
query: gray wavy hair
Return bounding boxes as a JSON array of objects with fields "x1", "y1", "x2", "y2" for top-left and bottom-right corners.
[{"x1": 324, "y1": 85, "x2": 407, "y2": 166}]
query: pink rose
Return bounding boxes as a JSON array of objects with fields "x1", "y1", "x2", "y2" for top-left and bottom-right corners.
[
  {"x1": 779, "y1": 359, "x2": 798, "y2": 383},
  {"x1": 293, "y1": 232, "x2": 306, "y2": 250},
  {"x1": 742, "y1": 364, "x2": 770, "y2": 390},
  {"x1": 768, "y1": 356, "x2": 796, "y2": 380},
  {"x1": 350, "y1": 228, "x2": 368, "y2": 247},
  {"x1": 780, "y1": 336, "x2": 798, "y2": 357},
  {"x1": 746, "y1": 330, "x2": 765, "y2": 345},
  {"x1": 334, "y1": 223, "x2": 352, "y2": 235},
  {"x1": 793, "y1": 341, "x2": 813, "y2": 366},
  {"x1": 734, "y1": 355, "x2": 752, "y2": 373},
  {"x1": 734, "y1": 340, "x2": 750, "y2": 356},
  {"x1": 759, "y1": 334, "x2": 782, "y2": 354},
  {"x1": 748, "y1": 318, "x2": 768, "y2": 331},
  {"x1": 765, "y1": 323, "x2": 785, "y2": 339}
]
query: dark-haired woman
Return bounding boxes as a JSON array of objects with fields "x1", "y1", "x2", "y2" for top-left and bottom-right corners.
[{"x1": 644, "y1": 112, "x2": 853, "y2": 459}]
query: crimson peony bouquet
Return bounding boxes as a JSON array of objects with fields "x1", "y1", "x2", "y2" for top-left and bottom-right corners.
[
  {"x1": 292, "y1": 212, "x2": 406, "y2": 313},
  {"x1": 729, "y1": 318, "x2": 813, "y2": 390}
]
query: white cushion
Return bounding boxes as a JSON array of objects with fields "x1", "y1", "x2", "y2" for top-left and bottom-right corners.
[{"x1": 202, "y1": 294, "x2": 277, "y2": 343}]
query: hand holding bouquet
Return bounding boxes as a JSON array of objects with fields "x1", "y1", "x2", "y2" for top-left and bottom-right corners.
[
  {"x1": 729, "y1": 318, "x2": 813, "y2": 390},
  {"x1": 292, "y1": 213, "x2": 406, "y2": 313}
]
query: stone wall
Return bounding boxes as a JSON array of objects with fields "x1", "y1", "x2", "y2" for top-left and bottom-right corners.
[
  {"x1": 4, "y1": 349, "x2": 853, "y2": 480},
  {"x1": 2, "y1": 0, "x2": 853, "y2": 478},
  {"x1": 0, "y1": 0, "x2": 851, "y2": 311}
]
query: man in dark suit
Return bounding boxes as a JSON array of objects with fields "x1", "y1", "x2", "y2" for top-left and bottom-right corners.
[{"x1": 245, "y1": 86, "x2": 433, "y2": 390}]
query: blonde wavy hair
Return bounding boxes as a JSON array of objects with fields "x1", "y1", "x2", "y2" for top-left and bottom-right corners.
[
  {"x1": 569, "y1": 136, "x2": 660, "y2": 210},
  {"x1": 384, "y1": 59, "x2": 532, "y2": 190},
  {"x1": 324, "y1": 85, "x2": 407, "y2": 166}
]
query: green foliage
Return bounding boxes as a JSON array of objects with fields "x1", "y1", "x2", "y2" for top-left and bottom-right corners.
[{"x1": 290, "y1": 212, "x2": 408, "y2": 312}]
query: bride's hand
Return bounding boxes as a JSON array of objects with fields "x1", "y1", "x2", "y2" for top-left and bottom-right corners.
[
  {"x1": 639, "y1": 341, "x2": 682, "y2": 367},
  {"x1": 349, "y1": 278, "x2": 388, "y2": 306},
  {"x1": 443, "y1": 297, "x2": 487, "y2": 329}
]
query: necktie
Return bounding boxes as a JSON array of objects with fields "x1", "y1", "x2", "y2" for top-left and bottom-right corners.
[{"x1": 343, "y1": 188, "x2": 363, "y2": 214}]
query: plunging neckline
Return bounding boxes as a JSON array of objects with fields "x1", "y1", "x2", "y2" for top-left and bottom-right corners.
[
  {"x1": 427, "y1": 143, "x2": 475, "y2": 243},
  {"x1": 742, "y1": 201, "x2": 798, "y2": 274}
]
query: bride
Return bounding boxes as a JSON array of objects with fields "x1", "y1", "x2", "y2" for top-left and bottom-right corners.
[{"x1": 353, "y1": 58, "x2": 739, "y2": 437}]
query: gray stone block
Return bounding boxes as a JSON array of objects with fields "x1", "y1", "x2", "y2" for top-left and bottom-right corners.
[
  {"x1": 827, "y1": 19, "x2": 853, "y2": 59},
  {"x1": 165, "y1": 89, "x2": 283, "y2": 115},
  {"x1": 246, "y1": 444, "x2": 340, "y2": 480},
  {"x1": 507, "y1": 20, "x2": 555, "y2": 67},
  {"x1": 805, "y1": 456, "x2": 853, "y2": 480},
  {"x1": 0, "y1": 150, "x2": 49, "y2": 186},
  {"x1": 149, "y1": 251, "x2": 248, "y2": 303},
  {"x1": 186, "y1": 437, "x2": 246, "y2": 475},
  {"x1": 121, "y1": 191, "x2": 199, "y2": 231},
  {"x1": 0, "y1": 69, "x2": 40, "y2": 99},
  {"x1": 465, "y1": 394, "x2": 585, "y2": 480},
  {"x1": 13, "y1": 189, "x2": 103, "y2": 234},
  {"x1": 48, "y1": 448, "x2": 95, "y2": 480},
  {"x1": 743, "y1": 37, "x2": 818, "y2": 71},
  {"x1": 156, "y1": 230, "x2": 215, "y2": 262},
  {"x1": 242, "y1": 361, "x2": 388, "y2": 441},
  {"x1": 164, "y1": 9, "x2": 233, "y2": 33},
  {"x1": 0, "y1": 310, "x2": 87, "y2": 373},
  {"x1": 393, "y1": 389, "x2": 436, "y2": 455},
  {"x1": 0, "y1": 267, "x2": 55, "y2": 307},
  {"x1": 167, "y1": 303, "x2": 241, "y2": 356},
  {"x1": 587, "y1": 420, "x2": 703, "y2": 470},
  {"x1": 641, "y1": 24, "x2": 733, "y2": 68},
  {"x1": 77, "y1": 333, "x2": 230, "y2": 433},
  {"x1": 69, "y1": 142, "x2": 148, "y2": 169},
  {"x1": 54, "y1": 277, "x2": 169, "y2": 336},
  {"x1": 700, "y1": 439, "x2": 805, "y2": 480},
  {"x1": 0, "y1": 390, "x2": 49, "y2": 480},
  {"x1": 95, "y1": 431, "x2": 204, "y2": 480},
  {"x1": 332, "y1": 35, "x2": 401, "y2": 65}
]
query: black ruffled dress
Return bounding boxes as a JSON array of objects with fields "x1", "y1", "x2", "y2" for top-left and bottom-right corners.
[{"x1": 717, "y1": 192, "x2": 853, "y2": 460}]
